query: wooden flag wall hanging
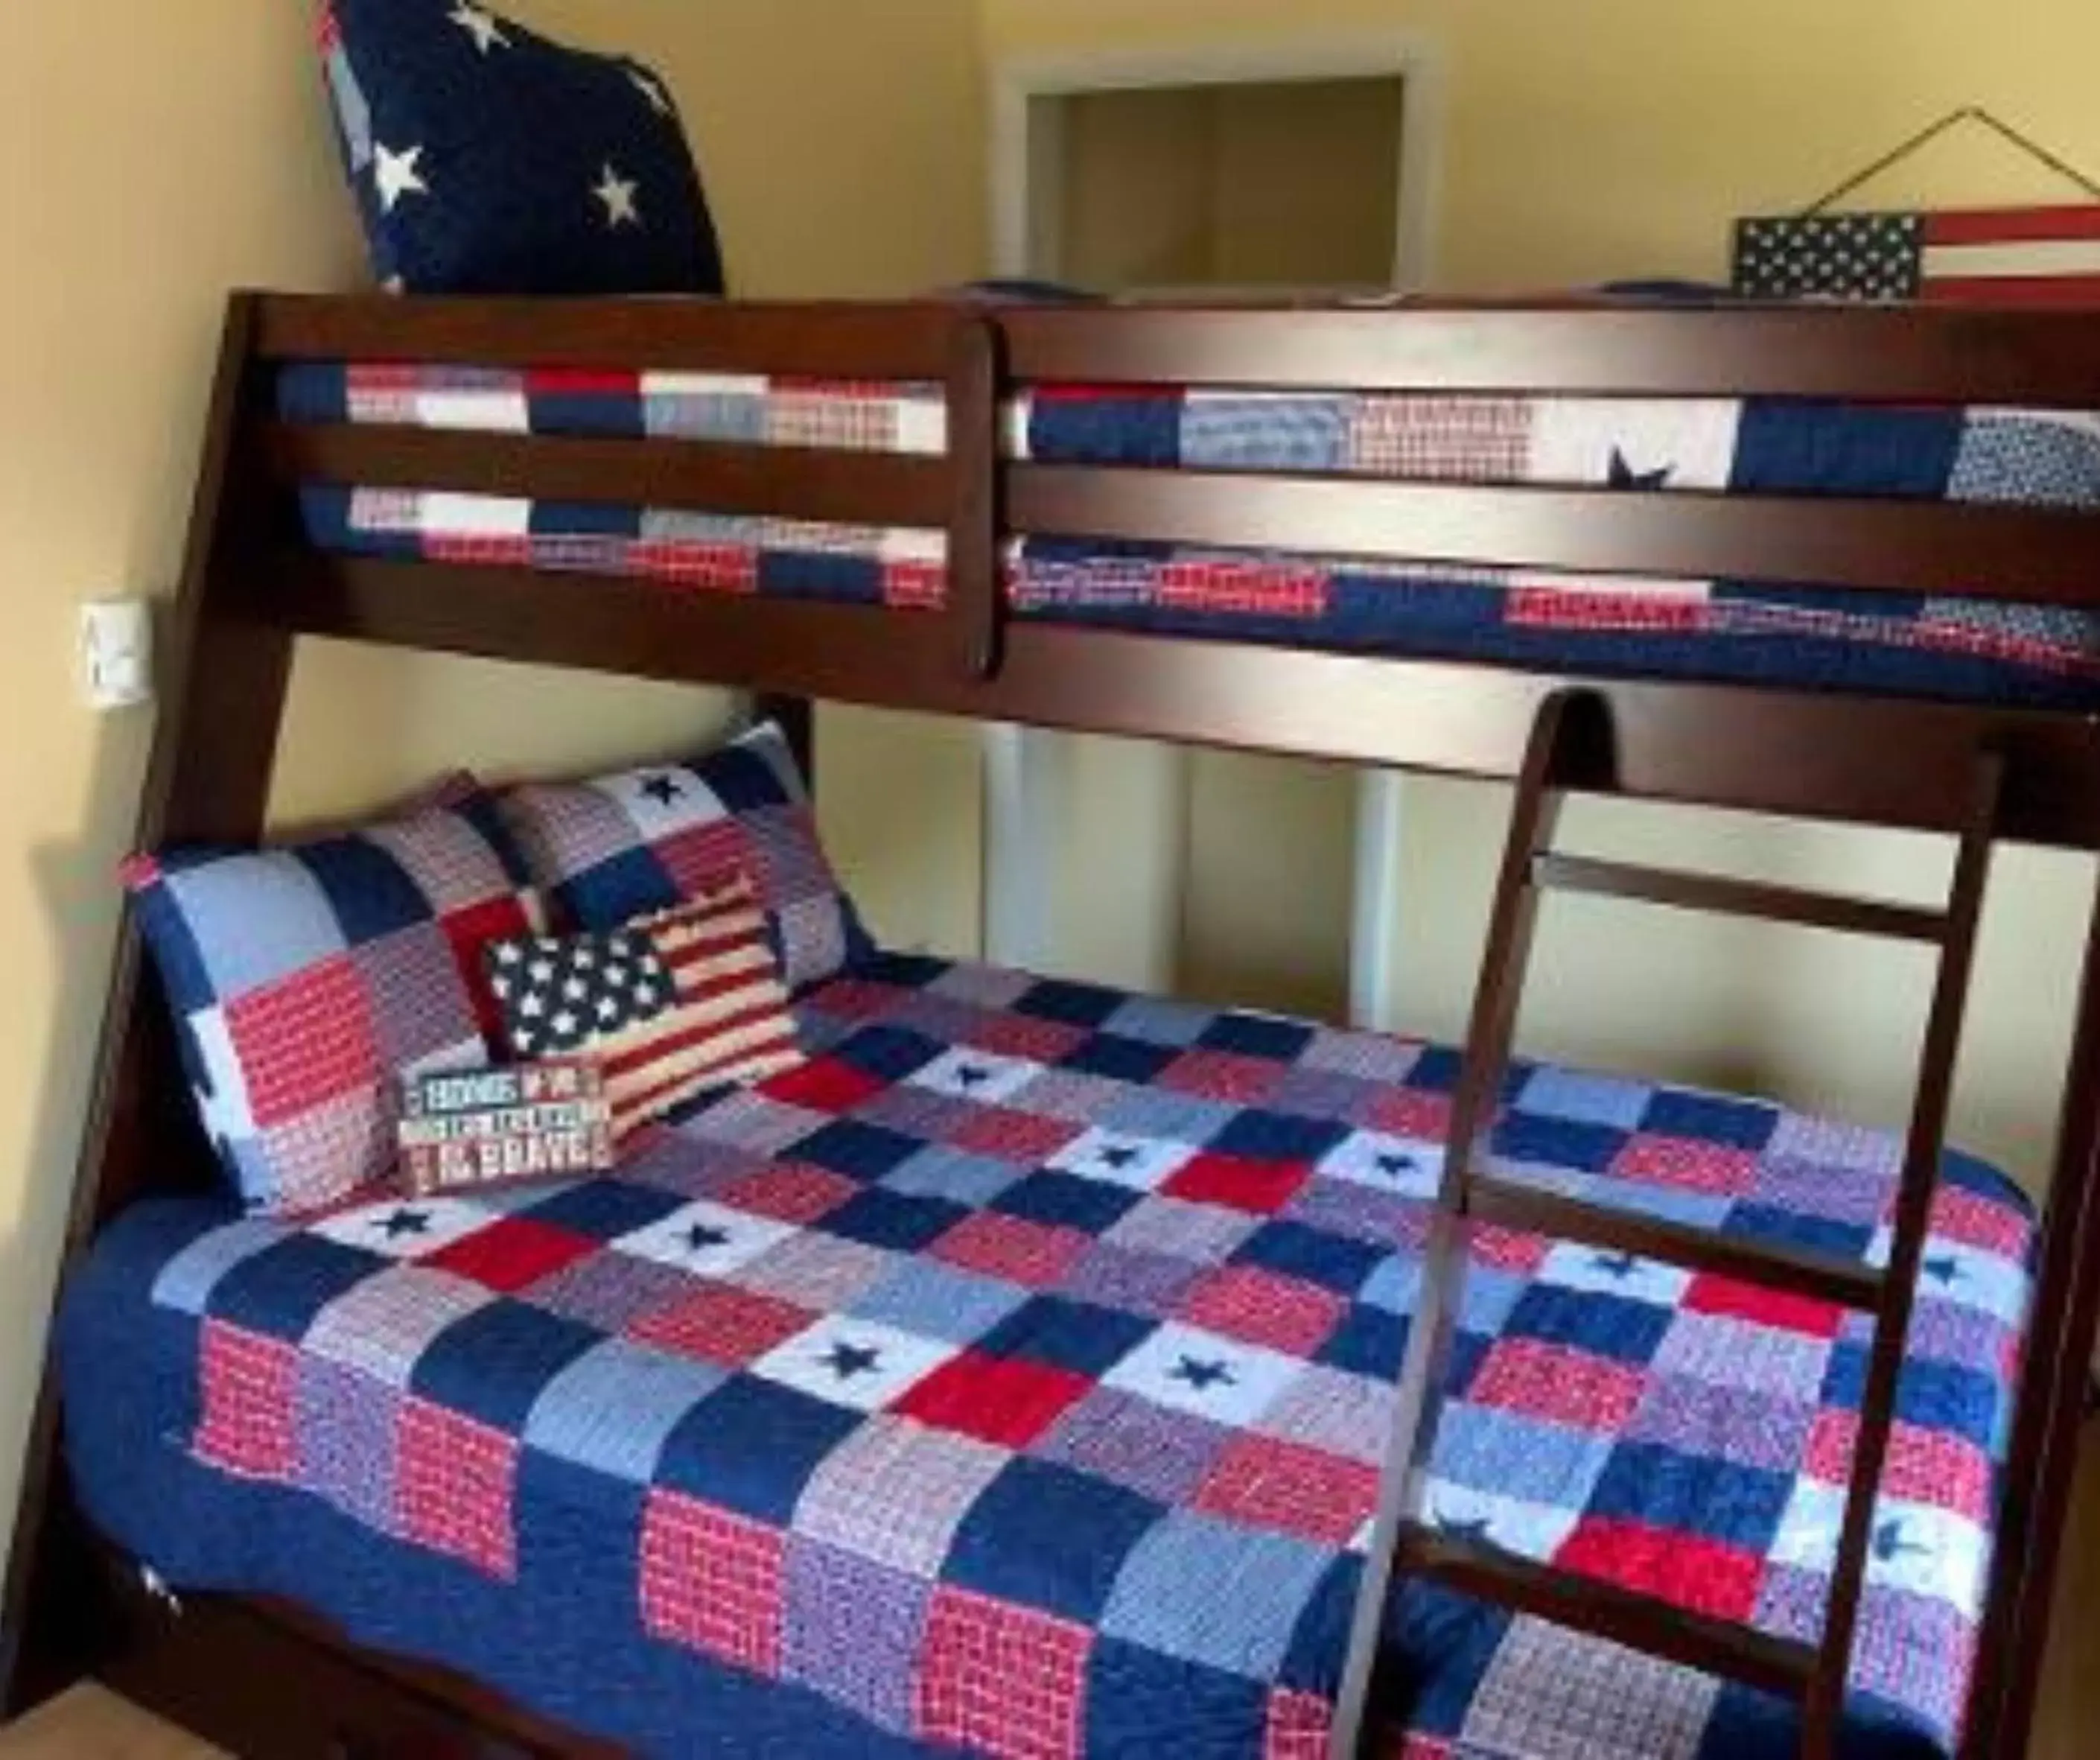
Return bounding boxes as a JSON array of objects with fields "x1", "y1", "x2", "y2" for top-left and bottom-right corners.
[{"x1": 1733, "y1": 204, "x2": 2100, "y2": 305}]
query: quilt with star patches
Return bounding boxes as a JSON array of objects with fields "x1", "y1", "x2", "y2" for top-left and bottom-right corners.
[
  {"x1": 59, "y1": 952, "x2": 2032, "y2": 1759},
  {"x1": 279, "y1": 347, "x2": 2100, "y2": 708}
]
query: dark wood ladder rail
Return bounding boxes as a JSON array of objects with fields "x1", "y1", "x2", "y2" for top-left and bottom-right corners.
[{"x1": 1330, "y1": 688, "x2": 2005, "y2": 1760}]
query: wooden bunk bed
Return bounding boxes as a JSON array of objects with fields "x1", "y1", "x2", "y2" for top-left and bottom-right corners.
[{"x1": 7, "y1": 290, "x2": 2100, "y2": 1759}]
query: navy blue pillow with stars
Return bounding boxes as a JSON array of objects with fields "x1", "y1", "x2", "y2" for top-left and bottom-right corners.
[{"x1": 319, "y1": 0, "x2": 725, "y2": 296}]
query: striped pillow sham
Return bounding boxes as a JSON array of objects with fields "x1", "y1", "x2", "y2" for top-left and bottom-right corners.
[{"x1": 483, "y1": 871, "x2": 802, "y2": 1140}]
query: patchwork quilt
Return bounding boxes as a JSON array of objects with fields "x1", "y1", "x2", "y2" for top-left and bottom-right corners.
[
  {"x1": 278, "y1": 357, "x2": 2100, "y2": 707},
  {"x1": 83, "y1": 954, "x2": 2030, "y2": 1759}
]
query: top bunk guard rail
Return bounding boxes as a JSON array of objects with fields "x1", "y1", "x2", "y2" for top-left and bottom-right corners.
[
  {"x1": 257, "y1": 293, "x2": 2100, "y2": 404},
  {"x1": 255, "y1": 296, "x2": 964, "y2": 379},
  {"x1": 999, "y1": 301, "x2": 2100, "y2": 403},
  {"x1": 247, "y1": 293, "x2": 2100, "y2": 851}
]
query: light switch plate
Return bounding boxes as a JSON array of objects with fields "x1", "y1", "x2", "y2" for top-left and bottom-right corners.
[{"x1": 79, "y1": 599, "x2": 153, "y2": 711}]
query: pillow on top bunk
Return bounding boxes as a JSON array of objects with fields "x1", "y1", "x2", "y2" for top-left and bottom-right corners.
[
  {"x1": 484, "y1": 871, "x2": 803, "y2": 1142},
  {"x1": 124, "y1": 790, "x2": 542, "y2": 1216},
  {"x1": 317, "y1": 0, "x2": 725, "y2": 296},
  {"x1": 498, "y1": 722, "x2": 868, "y2": 994}
]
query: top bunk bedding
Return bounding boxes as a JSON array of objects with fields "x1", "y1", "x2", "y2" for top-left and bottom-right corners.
[{"x1": 277, "y1": 352, "x2": 2100, "y2": 710}]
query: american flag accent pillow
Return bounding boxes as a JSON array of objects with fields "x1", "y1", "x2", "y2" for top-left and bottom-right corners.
[{"x1": 483, "y1": 874, "x2": 803, "y2": 1140}]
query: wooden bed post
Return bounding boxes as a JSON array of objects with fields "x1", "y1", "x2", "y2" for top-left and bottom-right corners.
[
  {"x1": 752, "y1": 693, "x2": 815, "y2": 787},
  {"x1": 0, "y1": 293, "x2": 296, "y2": 1715},
  {"x1": 1962, "y1": 865, "x2": 2100, "y2": 1759}
]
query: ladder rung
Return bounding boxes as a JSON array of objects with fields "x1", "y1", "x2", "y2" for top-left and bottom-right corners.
[
  {"x1": 1469, "y1": 1175, "x2": 1887, "y2": 1312},
  {"x1": 1533, "y1": 853, "x2": 1947, "y2": 944},
  {"x1": 1399, "y1": 1525, "x2": 1818, "y2": 1700}
]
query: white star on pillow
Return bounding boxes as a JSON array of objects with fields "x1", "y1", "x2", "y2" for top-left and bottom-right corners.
[
  {"x1": 448, "y1": 2, "x2": 509, "y2": 54},
  {"x1": 594, "y1": 163, "x2": 641, "y2": 229},
  {"x1": 373, "y1": 142, "x2": 428, "y2": 215}
]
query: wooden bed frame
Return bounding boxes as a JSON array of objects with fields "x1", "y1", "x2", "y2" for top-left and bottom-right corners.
[{"x1": 8, "y1": 290, "x2": 2100, "y2": 1757}]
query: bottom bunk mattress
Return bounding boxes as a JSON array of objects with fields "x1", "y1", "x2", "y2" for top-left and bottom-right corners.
[{"x1": 58, "y1": 953, "x2": 2034, "y2": 1759}]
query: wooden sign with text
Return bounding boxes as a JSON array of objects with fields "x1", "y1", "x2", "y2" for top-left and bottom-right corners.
[{"x1": 398, "y1": 1061, "x2": 614, "y2": 1195}]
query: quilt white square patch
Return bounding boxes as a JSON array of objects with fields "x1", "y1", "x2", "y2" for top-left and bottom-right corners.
[
  {"x1": 1768, "y1": 1477, "x2": 1845, "y2": 1574},
  {"x1": 750, "y1": 1315, "x2": 959, "y2": 1412},
  {"x1": 1528, "y1": 396, "x2": 1743, "y2": 493},
  {"x1": 1768, "y1": 1481, "x2": 1986, "y2": 1616},
  {"x1": 1416, "y1": 1478, "x2": 1582, "y2": 1565},
  {"x1": 1537, "y1": 1239, "x2": 1693, "y2": 1308},
  {"x1": 1865, "y1": 1496, "x2": 1988, "y2": 1619},
  {"x1": 907, "y1": 1047, "x2": 1043, "y2": 1105},
  {"x1": 1048, "y1": 1128, "x2": 1198, "y2": 1193},
  {"x1": 1868, "y1": 1228, "x2": 2028, "y2": 1327},
  {"x1": 1317, "y1": 1131, "x2": 1444, "y2": 1198},
  {"x1": 1103, "y1": 1321, "x2": 1300, "y2": 1426},
  {"x1": 420, "y1": 387, "x2": 529, "y2": 434},
  {"x1": 309, "y1": 1195, "x2": 493, "y2": 1260},
  {"x1": 612, "y1": 1201, "x2": 797, "y2": 1277}
]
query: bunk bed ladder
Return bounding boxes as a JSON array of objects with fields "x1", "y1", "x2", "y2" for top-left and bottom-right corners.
[{"x1": 1331, "y1": 687, "x2": 2005, "y2": 1760}]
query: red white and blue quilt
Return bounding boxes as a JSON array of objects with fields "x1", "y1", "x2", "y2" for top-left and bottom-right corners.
[
  {"x1": 69, "y1": 953, "x2": 2029, "y2": 1758},
  {"x1": 277, "y1": 356, "x2": 2100, "y2": 708}
]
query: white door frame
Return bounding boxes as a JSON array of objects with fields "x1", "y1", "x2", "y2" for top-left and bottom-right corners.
[{"x1": 984, "y1": 34, "x2": 1445, "y2": 1024}]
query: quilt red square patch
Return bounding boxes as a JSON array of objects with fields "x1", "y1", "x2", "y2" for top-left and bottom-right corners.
[
  {"x1": 629, "y1": 1280, "x2": 818, "y2": 1367},
  {"x1": 395, "y1": 1397, "x2": 518, "y2": 1580},
  {"x1": 1193, "y1": 1435, "x2": 1381, "y2": 1546},
  {"x1": 720, "y1": 1162, "x2": 862, "y2": 1226},
  {"x1": 1804, "y1": 1410, "x2": 1991, "y2": 1519},
  {"x1": 914, "y1": 1586, "x2": 1091, "y2": 1760},
  {"x1": 895, "y1": 1352, "x2": 1092, "y2": 1448},
  {"x1": 1553, "y1": 1518, "x2": 1763, "y2": 1622},
  {"x1": 1178, "y1": 1265, "x2": 1345, "y2": 1354},
  {"x1": 947, "y1": 1105, "x2": 1084, "y2": 1165},
  {"x1": 194, "y1": 1320, "x2": 299, "y2": 1481},
  {"x1": 1162, "y1": 1154, "x2": 1310, "y2": 1217},
  {"x1": 763, "y1": 1058, "x2": 887, "y2": 1116},
  {"x1": 641, "y1": 1490, "x2": 786, "y2": 1676},
  {"x1": 1159, "y1": 1049, "x2": 1286, "y2": 1105},
  {"x1": 426, "y1": 1218, "x2": 599, "y2": 1294},
  {"x1": 1684, "y1": 1273, "x2": 1843, "y2": 1340},
  {"x1": 1468, "y1": 1338, "x2": 1649, "y2": 1432},
  {"x1": 1613, "y1": 1134, "x2": 1760, "y2": 1197},
  {"x1": 929, "y1": 1213, "x2": 1090, "y2": 1287}
]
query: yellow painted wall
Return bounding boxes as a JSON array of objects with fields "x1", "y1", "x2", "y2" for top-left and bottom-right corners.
[
  {"x1": 987, "y1": 0, "x2": 2100, "y2": 1192},
  {"x1": 1060, "y1": 89, "x2": 1219, "y2": 290},
  {"x1": 1207, "y1": 79, "x2": 1404, "y2": 290},
  {"x1": 0, "y1": 0, "x2": 984, "y2": 1556},
  {"x1": 1055, "y1": 80, "x2": 1404, "y2": 292}
]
